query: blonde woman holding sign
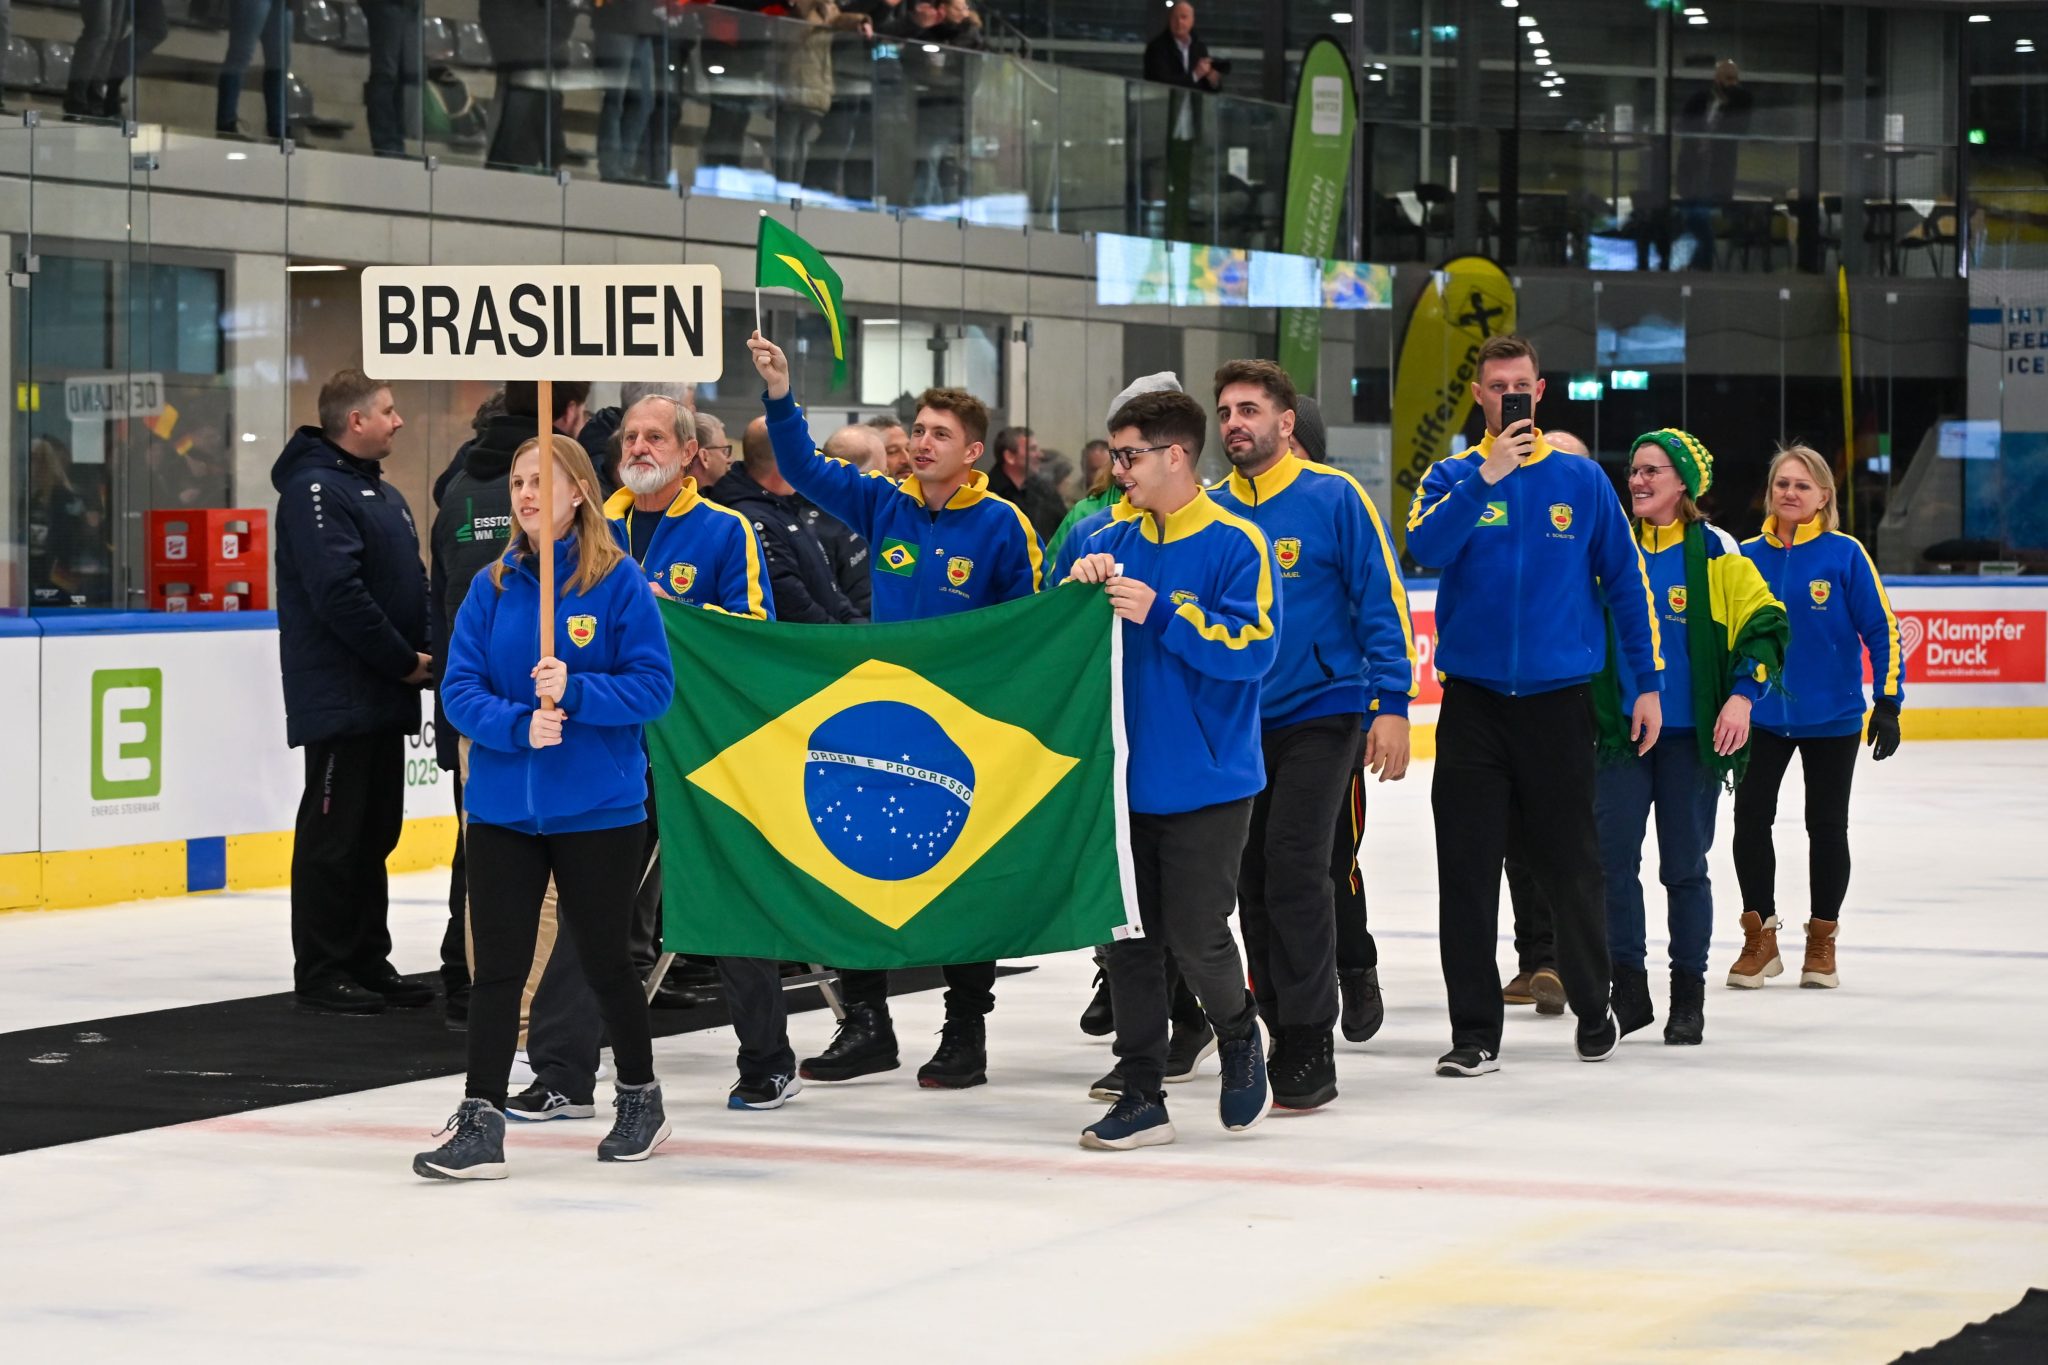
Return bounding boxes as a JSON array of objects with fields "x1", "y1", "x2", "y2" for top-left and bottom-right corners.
[{"x1": 420, "y1": 435, "x2": 676, "y2": 1180}]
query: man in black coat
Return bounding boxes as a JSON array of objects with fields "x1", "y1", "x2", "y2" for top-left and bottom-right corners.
[
  {"x1": 272, "y1": 369, "x2": 432, "y2": 1014},
  {"x1": 707, "y1": 416, "x2": 863, "y2": 624},
  {"x1": 984, "y1": 425, "x2": 1064, "y2": 546},
  {"x1": 1141, "y1": 1, "x2": 1221, "y2": 240}
]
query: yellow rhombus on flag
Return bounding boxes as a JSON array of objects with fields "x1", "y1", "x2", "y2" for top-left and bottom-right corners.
[{"x1": 756, "y1": 216, "x2": 847, "y2": 392}]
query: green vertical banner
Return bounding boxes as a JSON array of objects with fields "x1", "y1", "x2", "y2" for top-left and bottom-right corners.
[{"x1": 1275, "y1": 36, "x2": 1358, "y2": 394}]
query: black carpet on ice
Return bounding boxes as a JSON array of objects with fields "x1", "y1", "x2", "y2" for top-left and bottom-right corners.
[
  {"x1": 0, "y1": 967, "x2": 1029, "y2": 1156},
  {"x1": 1894, "y1": 1290, "x2": 2048, "y2": 1363}
]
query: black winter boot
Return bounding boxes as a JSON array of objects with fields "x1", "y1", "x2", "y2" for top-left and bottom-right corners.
[
  {"x1": 1611, "y1": 965, "x2": 1655, "y2": 1037},
  {"x1": 1338, "y1": 966, "x2": 1384, "y2": 1042},
  {"x1": 916, "y1": 1016, "x2": 988, "y2": 1089},
  {"x1": 1269, "y1": 1025, "x2": 1337, "y2": 1111},
  {"x1": 799, "y1": 1003, "x2": 899, "y2": 1082},
  {"x1": 1078, "y1": 968, "x2": 1114, "y2": 1037},
  {"x1": 1664, "y1": 971, "x2": 1705, "y2": 1045}
]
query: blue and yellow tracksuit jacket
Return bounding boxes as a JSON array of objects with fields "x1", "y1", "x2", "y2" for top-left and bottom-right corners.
[
  {"x1": 1741, "y1": 514, "x2": 1904, "y2": 737},
  {"x1": 1214, "y1": 450, "x2": 1418, "y2": 728},
  {"x1": 604, "y1": 481, "x2": 774, "y2": 620},
  {"x1": 764, "y1": 391, "x2": 1041, "y2": 620},
  {"x1": 1616, "y1": 521, "x2": 1773, "y2": 728},
  {"x1": 442, "y1": 539, "x2": 674, "y2": 836},
  {"x1": 1066, "y1": 493, "x2": 1281, "y2": 817},
  {"x1": 1406, "y1": 430, "x2": 1662, "y2": 696}
]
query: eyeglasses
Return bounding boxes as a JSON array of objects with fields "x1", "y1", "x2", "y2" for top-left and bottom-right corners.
[
  {"x1": 701, "y1": 444, "x2": 733, "y2": 456},
  {"x1": 1627, "y1": 464, "x2": 1673, "y2": 480},
  {"x1": 1108, "y1": 443, "x2": 1174, "y2": 469}
]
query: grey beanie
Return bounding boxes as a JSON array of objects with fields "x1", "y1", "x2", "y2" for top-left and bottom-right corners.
[
  {"x1": 1106, "y1": 371, "x2": 1182, "y2": 429},
  {"x1": 1292, "y1": 393, "x2": 1328, "y2": 464}
]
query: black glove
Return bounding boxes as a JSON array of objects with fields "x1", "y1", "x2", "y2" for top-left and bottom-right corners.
[{"x1": 1867, "y1": 698, "x2": 1901, "y2": 761}]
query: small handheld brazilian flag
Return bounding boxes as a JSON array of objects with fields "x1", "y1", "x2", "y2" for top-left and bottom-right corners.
[{"x1": 756, "y1": 215, "x2": 848, "y2": 392}]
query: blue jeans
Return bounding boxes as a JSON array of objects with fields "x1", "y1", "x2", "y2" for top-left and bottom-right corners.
[
  {"x1": 216, "y1": 0, "x2": 290, "y2": 135},
  {"x1": 1596, "y1": 731, "x2": 1720, "y2": 980},
  {"x1": 594, "y1": 30, "x2": 658, "y2": 182}
]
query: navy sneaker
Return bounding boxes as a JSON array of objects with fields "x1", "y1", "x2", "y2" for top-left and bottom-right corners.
[
  {"x1": 1087, "y1": 1063, "x2": 1125, "y2": 1102},
  {"x1": 1216, "y1": 1020, "x2": 1273, "y2": 1133},
  {"x1": 597, "y1": 1083, "x2": 672, "y2": 1162},
  {"x1": 504, "y1": 1082, "x2": 595, "y2": 1122},
  {"x1": 1435, "y1": 1045, "x2": 1501, "y2": 1077},
  {"x1": 412, "y1": 1098, "x2": 507, "y2": 1180},
  {"x1": 1080, "y1": 1091, "x2": 1175, "y2": 1151},
  {"x1": 728, "y1": 1073, "x2": 803, "y2": 1110}
]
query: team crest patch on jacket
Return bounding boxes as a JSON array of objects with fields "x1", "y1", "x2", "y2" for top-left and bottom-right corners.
[
  {"x1": 1275, "y1": 537, "x2": 1301, "y2": 570},
  {"x1": 1548, "y1": 503, "x2": 1574, "y2": 532},
  {"x1": 1667, "y1": 585, "x2": 1687, "y2": 614},
  {"x1": 947, "y1": 556, "x2": 974, "y2": 587},
  {"x1": 668, "y1": 562, "x2": 697, "y2": 596},
  {"x1": 1170, "y1": 589, "x2": 1199, "y2": 607},
  {"x1": 1809, "y1": 578, "x2": 1831, "y2": 606},
  {"x1": 567, "y1": 614, "x2": 597, "y2": 648}
]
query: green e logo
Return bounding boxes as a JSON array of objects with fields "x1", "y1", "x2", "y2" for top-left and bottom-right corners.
[{"x1": 92, "y1": 668, "x2": 163, "y2": 800}]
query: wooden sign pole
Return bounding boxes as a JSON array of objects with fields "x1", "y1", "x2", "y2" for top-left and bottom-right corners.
[{"x1": 536, "y1": 378, "x2": 556, "y2": 711}]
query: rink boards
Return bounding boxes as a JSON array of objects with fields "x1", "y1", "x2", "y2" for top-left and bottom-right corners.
[{"x1": 2, "y1": 576, "x2": 2043, "y2": 912}]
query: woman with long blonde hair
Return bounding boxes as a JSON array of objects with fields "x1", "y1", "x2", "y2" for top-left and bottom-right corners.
[
  {"x1": 1728, "y1": 445, "x2": 1905, "y2": 993},
  {"x1": 421, "y1": 436, "x2": 676, "y2": 1180}
]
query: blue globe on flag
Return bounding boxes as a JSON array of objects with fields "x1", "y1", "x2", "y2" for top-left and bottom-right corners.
[{"x1": 804, "y1": 701, "x2": 975, "y2": 881}]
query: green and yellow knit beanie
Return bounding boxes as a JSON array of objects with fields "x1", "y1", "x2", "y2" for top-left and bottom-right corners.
[{"x1": 1631, "y1": 428, "x2": 1714, "y2": 499}]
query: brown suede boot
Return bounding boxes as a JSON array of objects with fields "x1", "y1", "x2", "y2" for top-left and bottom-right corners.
[
  {"x1": 1502, "y1": 972, "x2": 1536, "y2": 1006},
  {"x1": 1726, "y1": 912, "x2": 1783, "y2": 988},
  {"x1": 1800, "y1": 918, "x2": 1840, "y2": 989}
]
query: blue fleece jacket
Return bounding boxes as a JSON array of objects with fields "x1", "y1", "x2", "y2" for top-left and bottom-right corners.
[
  {"x1": 1742, "y1": 514, "x2": 1905, "y2": 737},
  {"x1": 604, "y1": 481, "x2": 774, "y2": 619},
  {"x1": 1214, "y1": 450, "x2": 1418, "y2": 726},
  {"x1": 1049, "y1": 499, "x2": 1123, "y2": 585},
  {"x1": 763, "y1": 390, "x2": 1041, "y2": 620},
  {"x1": 1406, "y1": 431, "x2": 1662, "y2": 696},
  {"x1": 1066, "y1": 493, "x2": 1281, "y2": 816},
  {"x1": 442, "y1": 538, "x2": 675, "y2": 835},
  {"x1": 1617, "y1": 521, "x2": 1770, "y2": 729}
]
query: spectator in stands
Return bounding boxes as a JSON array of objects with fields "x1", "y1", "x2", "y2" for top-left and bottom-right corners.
[
  {"x1": 482, "y1": 0, "x2": 576, "y2": 171},
  {"x1": 271, "y1": 369, "x2": 432, "y2": 1015},
  {"x1": 592, "y1": 0, "x2": 667, "y2": 183},
  {"x1": 904, "y1": 0, "x2": 981, "y2": 205},
  {"x1": 867, "y1": 414, "x2": 914, "y2": 478},
  {"x1": 774, "y1": 0, "x2": 873, "y2": 189},
  {"x1": 215, "y1": 0, "x2": 291, "y2": 139},
  {"x1": 986, "y1": 425, "x2": 1064, "y2": 544},
  {"x1": 66, "y1": 0, "x2": 169, "y2": 123},
  {"x1": 1675, "y1": 58, "x2": 1753, "y2": 270},
  {"x1": 358, "y1": 0, "x2": 422, "y2": 156},
  {"x1": 1141, "y1": 1, "x2": 1221, "y2": 240}
]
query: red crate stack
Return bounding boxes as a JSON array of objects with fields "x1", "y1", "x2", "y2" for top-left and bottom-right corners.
[{"x1": 146, "y1": 510, "x2": 269, "y2": 613}]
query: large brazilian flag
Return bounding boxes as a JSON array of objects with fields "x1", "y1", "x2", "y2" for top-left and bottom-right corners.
[{"x1": 647, "y1": 587, "x2": 1139, "y2": 968}]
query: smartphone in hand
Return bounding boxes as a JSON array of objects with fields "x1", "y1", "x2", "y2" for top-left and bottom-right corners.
[{"x1": 1498, "y1": 391, "x2": 1532, "y2": 433}]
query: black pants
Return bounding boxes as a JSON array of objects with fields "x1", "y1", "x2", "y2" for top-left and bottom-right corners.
[
  {"x1": 291, "y1": 733, "x2": 405, "y2": 991},
  {"x1": 1732, "y1": 728, "x2": 1859, "y2": 923},
  {"x1": 1240, "y1": 714, "x2": 1361, "y2": 1031},
  {"x1": 464, "y1": 820, "x2": 654, "y2": 1109},
  {"x1": 839, "y1": 962, "x2": 997, "y2": 1023},
  {"x1": 1506, "y1": 812, "x2": 1555, "y2": 975},
  {"x1": 441, "y1": 766, "x2": 470, "y2": 994},
  {"x1": 1107, "y1": 799, "x2": 1260, "y2": 1097},
  {"x1": 1432, "y1": 682, "x2": 1609, "y2": 1053},
  {"x1": 357, "y1": 0, "x2": 421, "y2": 155},
  {"x1": 1331, "y1": 763, "x2": 1375, "y2": 972}
]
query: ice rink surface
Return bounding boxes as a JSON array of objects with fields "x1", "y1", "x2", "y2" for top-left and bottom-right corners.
[{"x1": 2, "y1": 741, "x2": 2043, "y2": 1362}]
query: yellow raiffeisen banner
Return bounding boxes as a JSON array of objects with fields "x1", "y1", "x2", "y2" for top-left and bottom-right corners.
[{"x1": 1389, "y1": 257, "x2": 1518, "y2": 551}]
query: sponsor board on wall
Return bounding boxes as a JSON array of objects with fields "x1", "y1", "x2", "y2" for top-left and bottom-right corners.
[
  {"x1": 38, "y1": 625, "x2": 447, "y2": 853},
  {"x1": 0, "y1": 634, "x2": 41, "y2": 856},
  {"x1": 1865, "y1": 608, "x2": 2046, "y2": 686}
]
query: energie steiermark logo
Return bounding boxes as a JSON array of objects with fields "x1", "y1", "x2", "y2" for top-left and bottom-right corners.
[{"x1": 92, "y1": 668, "x2": 162, "y2": 800}]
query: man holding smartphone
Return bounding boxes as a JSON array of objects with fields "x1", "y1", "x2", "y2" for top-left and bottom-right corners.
[{"x1": 1406, "y1": 335, "x2": 1663, "y2": 1077}]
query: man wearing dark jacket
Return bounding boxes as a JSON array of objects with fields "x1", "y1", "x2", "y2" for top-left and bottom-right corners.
[
  {"x1": 706, "y1": 416, "x2": 863, "y2": 624},
  {"x1": 986, "y1": 425, "x2": 1066, "y2": 545},
  {"x1": 273, "y1": 369, "x2": 432, "y2": 1014},
  {"x1": 1141, "y1": 1, "x2": 1221, "y2": 240}
]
